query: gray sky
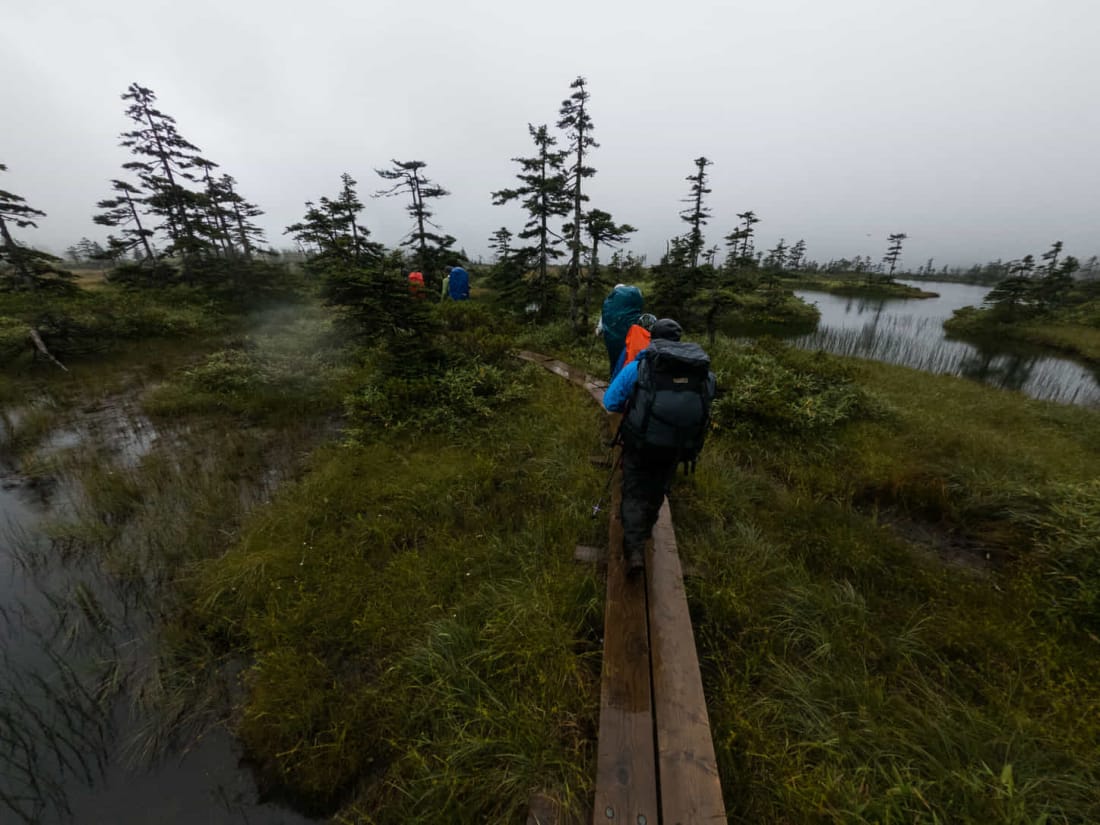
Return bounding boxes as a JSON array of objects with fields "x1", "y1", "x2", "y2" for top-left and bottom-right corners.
[{"x1": 3, "y1": 0, "x2": 1099, "y2": 269}]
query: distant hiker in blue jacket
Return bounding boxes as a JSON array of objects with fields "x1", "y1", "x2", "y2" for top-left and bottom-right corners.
[
  {"x1": 448, "y1": 265, "x2": 470, "y2": 301},
  {"x1": 604, "y1": 318, "x2": 716, "y2": 575}
]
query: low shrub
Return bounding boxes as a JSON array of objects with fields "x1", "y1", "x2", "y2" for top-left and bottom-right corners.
[{"x1": 708, "y1": 339, "x2": 884, "y2": 436}]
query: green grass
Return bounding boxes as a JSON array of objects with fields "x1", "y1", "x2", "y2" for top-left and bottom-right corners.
[
  {"x1": 17, "y1": 285, "x2": 1098, "y2": 823},
  {"x1": 675, "y1": 340, "x2": 1100, "y2": 823},
  {"x1": 142, "y1": 303, "x2": 353, "y2": 424},
  {"x1": 191, "y1": 368, "x2": 607, "y2": 821}
]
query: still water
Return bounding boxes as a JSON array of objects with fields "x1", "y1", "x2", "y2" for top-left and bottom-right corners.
[
  {"x1": 1, "y1": 401, "x2": 317, "y2": 825},
  {"x1": 792, "y1": 280, "x2": 1100, "y2": 407}
]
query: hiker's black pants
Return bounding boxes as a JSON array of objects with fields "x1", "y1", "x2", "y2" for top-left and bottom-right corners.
[{"x1": 620, "y1": 445, "x2": 679, "y2": 556}]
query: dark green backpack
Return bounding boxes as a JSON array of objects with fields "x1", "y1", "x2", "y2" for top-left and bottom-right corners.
[{"x1": 621, "y1": 339, "x2": 716, "y2": 469}]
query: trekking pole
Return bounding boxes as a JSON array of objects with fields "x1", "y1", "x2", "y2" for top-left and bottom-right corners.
[{"x1": 591, "y1": 452, "x2": 620, "y2": 517}]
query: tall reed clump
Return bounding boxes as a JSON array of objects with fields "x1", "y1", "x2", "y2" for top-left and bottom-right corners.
[
  {"x1": 675, "y1": 338, "x2": 1100, "y2": 823},
  {"x1": 191, "y1": 306, "x2": 608, "y2": 822}
]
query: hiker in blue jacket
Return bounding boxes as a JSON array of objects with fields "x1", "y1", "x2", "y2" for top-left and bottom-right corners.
[
  {"x1": 604, "y1": 318, "x2": 716, "y2": 575},
  {"x1": 448, "y1": 265, "x2": 470, "y2": 300}
]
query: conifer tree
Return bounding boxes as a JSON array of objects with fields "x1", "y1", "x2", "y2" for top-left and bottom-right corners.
[
  {"x1": 734, "y1": 210, "x2": 761, "y2": 262},
  {"x1": 66, "y1": 238, "x2": 106, "y2": 264},
  {"x1": 191, "y1": 156, "x2": 238, "y2": 257},
  {"x1": 882, "y1": 232, "x2": 908, "y2": 278},
  {"x1": 286, "y1": 175, "x2": 382, "y2": 269},
  {"x1": 492, "y1": 125, "x2": 570, "y2": 316},
  {"x1": 119, "y1": 83, "x2": 208, "y2": 262},
  {"x1": 489, "y1": 227, "x2": 514, "y2": 264},
  {"x1": 94, "y1": 178, "x2": 158, "y2": 263},
  {"x1": 0, "y1": 164, "x2": 72, "y2": 290},
  {"x1": 486, "y1": 226, "x2": 533, "y2": 310},
  {"x1": 1041, "y1": 240, "x2": 1063, "y2": 275},
  {"x1": 680, "y1": 156, "x2": 713, "y2": 270},
  {"x1": 375, "y1": 160, "x2": 454, "y2": 285},
  {"x1": 557, "y1": 75, "x2": 598, "y2": 328},
  {"x1": 218, "y1": 175, "x2": 267, "y2": 261},
  {"x1": 787, "y1": 239, "x2": 807, "y2": 271},
  {"x1": 764, "y1": 238, "x2": 788, "y2": 271}
]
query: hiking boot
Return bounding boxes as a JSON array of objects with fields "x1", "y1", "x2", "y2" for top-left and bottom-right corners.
[{"x1": 626, "y1": 546, "x2": 645, "y2": 576}]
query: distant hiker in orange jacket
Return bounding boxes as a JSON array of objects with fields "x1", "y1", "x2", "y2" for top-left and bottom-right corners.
[{"x1": 407, "y1": 271, "x2": 426, "y2": 299}]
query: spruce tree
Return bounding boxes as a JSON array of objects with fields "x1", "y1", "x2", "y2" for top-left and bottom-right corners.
[
  {"x1": 1041, "y1": 240, "x2": 1063, "y2": 275},
  {"x1": 218, "y1": 175, "x2": 267, "y2": 261},
  {"x1": 375, "y1": 160, "x2": 454, "y2": 286},
  {"x1": 680, "y1": 156, "x2": 712, "y2": 270},
  {"x1": 787, "y1": 239, "x2": 807, "y2": 271},
  {"x1": 330, "y1": 173, "x2": 379, "y2": 265},
  {"x1": 286, "y1": 175, "x2": 382, "y2": 269},
  {"x1": 0, "y1": 164, "x2": 72, "y2": 291},
  {"x1": 557, "y1": 75, "x2": 598, "y2": 328},
  {"x1": 94, "y1": 178, "x2": 158, "y2": 263},
  {"x1": 764, "y1": 238, "x2": 788, "y2": 272},
  {"x1": 492, "y1": 124, "x2": 570, "y2": 317},
  {"x1": 119, "y1": 83, "x2": 209, "y2": 263},
  {"x1": 191, "y1": 156, "x2": 238, "y2": 258},
  {"x1": 734, "y1": 210, "x2": 761, "y2": 263},
  {"x1": 882, "y1": 232, "x2": 908, "y2": 278},
  {"x1": 486, "y1": 226, "x2": 532, "y2": 311}
]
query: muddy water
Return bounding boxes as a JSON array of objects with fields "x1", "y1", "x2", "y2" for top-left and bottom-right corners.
[{"x1": 1, "y1": 399, "x2": 318, "y2": 825}]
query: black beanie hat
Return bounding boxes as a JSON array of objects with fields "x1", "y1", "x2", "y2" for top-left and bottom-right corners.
[{"x1": 649, "y1": 318, "x2": 683, "y2": 341}]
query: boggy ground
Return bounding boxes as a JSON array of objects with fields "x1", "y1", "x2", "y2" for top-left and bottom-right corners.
[
  {"x1": 7, "y1": 290, "x2": 1099, "y2": 823},
  {"x1": 195, "y1": 311, "x2": 1100, "y2": 823}
]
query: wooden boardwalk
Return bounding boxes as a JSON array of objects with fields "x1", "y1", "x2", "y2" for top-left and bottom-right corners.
[{"x1": 518, "y1": 352, "x2": 726, "y2": 825}]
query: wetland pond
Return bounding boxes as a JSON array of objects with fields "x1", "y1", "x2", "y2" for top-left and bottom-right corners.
[
  {"x1": 789, "y1": 280, "x2": 1100, "y2": 407},
  {"x1": 1, "y1": 398, "x2": 318, "y2": 825}
]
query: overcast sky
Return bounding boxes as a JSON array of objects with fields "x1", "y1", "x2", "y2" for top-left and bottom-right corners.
[{"x1": 3, "y1": 0, "x2": 1098, "y2": 269}]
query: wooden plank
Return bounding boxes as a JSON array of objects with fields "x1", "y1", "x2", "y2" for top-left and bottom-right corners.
[
  {"x1": 516, "y1": 351, "x2": 607, "y2": 405},
  {"x1": 593, "y1": 461, "x2": 659, "y2": 825},
  {"x1": 648, "y1": 500, "x2": 727, "y2": 824}
]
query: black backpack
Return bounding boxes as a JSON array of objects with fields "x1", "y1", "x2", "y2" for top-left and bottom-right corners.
[{"x1": 620, "y1": 339, "x2": 716, "y2": 470}]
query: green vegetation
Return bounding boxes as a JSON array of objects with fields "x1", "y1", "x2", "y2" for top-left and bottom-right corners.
[
  {"x1": 680, "y1": 344, "x2": 1100, "y2": 823},
  {"x1": 945, "y1": 271, "x2": 1100, "y2": 367},
  {"x1": 0, "y1": 284, "x2": 227, "y2": 363},
  {"x1": 783, "y1": 272, "x2": 939, "y2": 299},
  {"x1": 191, "y1": 361, "x2": 604, "y2": 821},
  {"x1": 5, "y1": 72, "x2": 1100, "y2": 825}
]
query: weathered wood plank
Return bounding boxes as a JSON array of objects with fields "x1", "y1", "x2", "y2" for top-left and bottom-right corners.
[
  {"x1": 593, "y1": 461, "x2": 658, "y2": 825},
  {"x1": 648, "y1": 500, "x2": 727, "y2": 824},
  {"x1": 516, "y1": 351, "x2": 607, "y2": 404}
]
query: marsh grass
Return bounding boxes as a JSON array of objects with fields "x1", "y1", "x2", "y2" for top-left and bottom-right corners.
[
  {"x1": 192, "y1": 373, "x2": 606, "y2": 821},
  {"x1": 11, "y1": 285, "x2": 1099, "y2": 823},
  {"x1": 142, "y1": 303, "x2": 353, "y2": 424},
  {"x1": 676, "y1": 339, "x2": 1100, "y2": 823}
]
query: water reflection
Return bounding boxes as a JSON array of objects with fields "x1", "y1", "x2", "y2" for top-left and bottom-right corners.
[
  {"x1": 1, "y1": 399, "x2": 318, "y2": 825},
  {"x1": 792, "y1": 281, "x2": 1100, "y2": 407}
]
